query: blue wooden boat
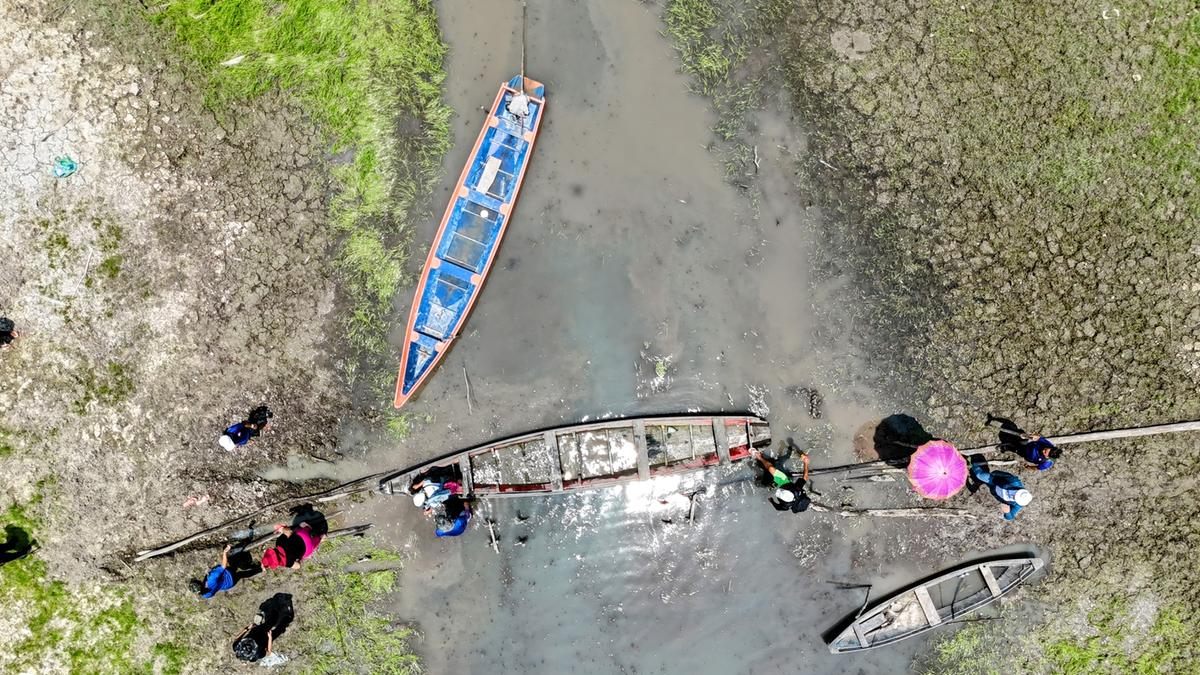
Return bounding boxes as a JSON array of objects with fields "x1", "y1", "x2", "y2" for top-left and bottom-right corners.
[{"x1": 394, "y1": 74, "x2": 546, "y2": 408}]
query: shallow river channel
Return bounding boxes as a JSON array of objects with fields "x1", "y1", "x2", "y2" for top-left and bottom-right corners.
[{"x1": 359, "y1": 0, "x2": 974, "y2": 672}]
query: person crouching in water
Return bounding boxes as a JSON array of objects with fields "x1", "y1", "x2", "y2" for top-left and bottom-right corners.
[
  {"x1": 261, "y1": 521, "x2": 322, "y2": 571},
  {"x1": 410, "y1": 477, "x2": 459, "y2": 514},
  {"x1": 752, "y1": 448, "x2": 811, "y2": 513},
  {"x1": 434, "y1": 496, "x2": 472, "y2": 537}
]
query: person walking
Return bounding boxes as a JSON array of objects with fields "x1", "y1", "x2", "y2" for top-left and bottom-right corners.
[
  {"x1": 986, "y1": 414, "x2": 1059, "y2": 470},
  {"x1": 0, "y1": 317, "x2": 19, "y2": 350},
  {"x1": 970, "y1": 462, "x2": 1032, "y2": 520},
  {"x1": 218, "y1": 405, "x2": 273, "y2": 451},
  {"x1": 261, "y1": 521, "x2": 322, "y2": 571},
  {"x1": 1015, "y1": 433, "x2": 1058, "y2": 471},
  {"x1": 752, "y1": 448, "x2": 811, "y2": 513}
]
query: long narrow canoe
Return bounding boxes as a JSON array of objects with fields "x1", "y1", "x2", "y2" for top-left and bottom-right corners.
[
  {"x1": 394, "y1": 74, "x2": 547, "y2": 408},
  {"x1": 826, "y1": 556, "x2": 1045, "y2": 654},
  {"x1": 379, "y1": 414, "x2": 770, "y2": 497}
]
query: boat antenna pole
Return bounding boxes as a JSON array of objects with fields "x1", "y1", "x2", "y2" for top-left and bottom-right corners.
[{"x1": 520, "y1": 1, "x2": 527, "y2": 93}]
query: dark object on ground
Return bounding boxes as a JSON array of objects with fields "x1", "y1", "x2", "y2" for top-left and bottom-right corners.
[
  {"x1": 826, "y1": 555, "x2": 1044, "y2": 653},
  {"x1": 0, "y1": 317, "x2": 18, "y2": 349},
  {"x1": 248, "y1": 405, "x2": 273, "y2": 427},
  {"x1": 232, "y1": 593, "x2": 294, "y2": 662},
  {"x1": 0, "y1": 525, "x2": 35, "y2": 565},
  {"x1": 788, "y1": 387, "x2": 824, "y2": 418}
]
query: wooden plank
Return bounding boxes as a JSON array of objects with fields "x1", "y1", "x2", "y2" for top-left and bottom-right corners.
[
  {"x1": 545, "y1": 430, "x2": 564, "y2": 492},
  {"x1": 459, "y1": 453, "x2": 473, "y2": 496},
  {"x1": 851, "y1": 622, "x2": 871, "y2": 649},
  {"x1": 980, "y1": 564, "x2": 1003, "y2": 597},
  {"x1": 914, "y1": 586, "x2": 943, "y2": 626},
  {"x1": 960, "y1": 419, "x2": 1200, "y2": 454},
  {"x1": 713, "y1": 418, "x2": 731, "y2": 464},
  {"x1": 634, "y1": 420, "x2": 650, "y2": 481}
]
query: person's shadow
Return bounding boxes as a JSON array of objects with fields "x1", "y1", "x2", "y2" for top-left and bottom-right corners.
[
  {"x1": 872, "y1": 414, "x2": 933, "y2": 466},
  {"x1": 986, "y1": 414, "x2": 1025, "y2": 453},
  {"x1": 0, "y1": 525, "x2": 35, "y2": 565},
  {"x1": 258, "y1": 593, "x2": 295, "y2": 639}
]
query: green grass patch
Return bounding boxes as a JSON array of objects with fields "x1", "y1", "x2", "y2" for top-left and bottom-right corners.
[
  {"x1": 296, "y1": 537, "x2": 419, "y2": 673},
  {"x1": 38, "y1": 220, "x2": 73, "y2": 270},
  {"x1": 1044, "y1": 598, "x2": 1198, "y2": 674},
  {"x1": 0, "y1": 504, "x2": 153, "y2": 674},
  {"x1": 71, "y1": 361, "x2": 135, "y2": 414},
  {"x1": 664, "y1": 0, "x2": 728, "y2": 95},
  {"x1": 151, "y1": 0, "x2": 452, "y2": 401}
]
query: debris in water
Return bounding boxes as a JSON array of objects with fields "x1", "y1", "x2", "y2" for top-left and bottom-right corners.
[
  {"x1": 788, "y1": 386, "x2": 824, "y2": 418},
  {"x1": 746, "y1": 384, "x2": 770, "y2": 418},
  {"x1": 636, "y1": 345, "x2": 674, "y2": 398}
]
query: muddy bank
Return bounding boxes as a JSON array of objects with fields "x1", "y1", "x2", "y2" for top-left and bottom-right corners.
[
  {"x1": 708, "y1": 0, "x2": 1200, "y2": 669},
  {"x1": 0, "y1": 1, "x2": 362, "y2": 670}
]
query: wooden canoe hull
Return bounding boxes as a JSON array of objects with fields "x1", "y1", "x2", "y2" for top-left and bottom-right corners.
[
  {"x1": 827, "y1": 555, "x2": 1045, "y2": 654},
  {"x1": 394, "y1": 75, "x2": 546, "y2": 408},
  {"x1": 379, "y1": 414, "x2": 771, "y2": 497}
]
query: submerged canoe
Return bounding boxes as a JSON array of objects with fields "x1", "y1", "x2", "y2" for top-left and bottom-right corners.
[
  {"x1": 379, "y1": 414, "x2": 770, "y2": 497},
  {"x1": 826, "y1": 556, "x2": 1045, "y2": 654},
  {"x1": 394, "y1": 74, "x2": 546, "y2": 408}
]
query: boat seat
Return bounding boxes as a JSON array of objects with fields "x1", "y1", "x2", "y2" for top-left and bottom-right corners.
[
  {"x1": 467, "y1": 188, "x2": 504, "y2": 212},
  {"x1": 476, "y1": 156, "x2": 502, "y2": 193}
]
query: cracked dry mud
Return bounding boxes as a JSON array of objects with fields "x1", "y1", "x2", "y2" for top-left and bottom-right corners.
[
  {"x1": 764, "y1": 0, "x2": 1200, "y2": 667},
  {"x1": 1, "y1": 2, "x2": 354, "y2": 669}
]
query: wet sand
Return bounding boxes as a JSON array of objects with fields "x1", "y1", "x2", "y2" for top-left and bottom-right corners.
[{"x1": 363, "y1": 0, "x2": 957, "y2": 672}]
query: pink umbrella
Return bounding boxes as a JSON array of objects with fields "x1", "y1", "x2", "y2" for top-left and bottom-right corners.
[{"x1": 907, "y1": 440, "x2": 967, "y2": 500}]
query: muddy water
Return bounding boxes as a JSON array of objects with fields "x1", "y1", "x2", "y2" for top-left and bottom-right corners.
[{"x1": 364, "y1": 0, "x2": 952, "y2": 672}]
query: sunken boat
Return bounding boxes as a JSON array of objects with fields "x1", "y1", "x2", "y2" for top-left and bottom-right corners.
[
  {"x1": 826, "y1": 555, "x2": 1045, "y2": 654},
  {"x1": 379, "y1": 414, "x2": 770, "y2": 497}
]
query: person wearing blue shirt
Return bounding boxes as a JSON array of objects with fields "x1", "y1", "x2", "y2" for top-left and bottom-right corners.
[
  {"x1": 191, "y1": 545, "x2": 237, "y2": 598},
  {"x1": 970, "y1": 464, "x2": 1033, "y2": 520},
  {"x1": 1017, "y1": 434, "x2": 1059, "y2": 471},
  {"x1": 434, "y1": 497, "x2": 472, "y2": 537}
]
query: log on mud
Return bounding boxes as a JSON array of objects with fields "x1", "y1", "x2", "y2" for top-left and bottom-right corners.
[
  {"x1": 810, "y1": 502, "x2": 978, "y2": 519},
  {"x1": 133, "y1": 471, "x2": 389, "y2": 562},
  {"x1": 960, "y1": 419, "x2": 1200, "y2": 454}
]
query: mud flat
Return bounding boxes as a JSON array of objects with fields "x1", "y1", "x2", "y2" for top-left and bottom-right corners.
[
  {"x1": 663, "y1": 0, "x2": 1200, "y2": 670},
  {"x1": 0, "y1": 1, "x2": 391, "y2": 670}
]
